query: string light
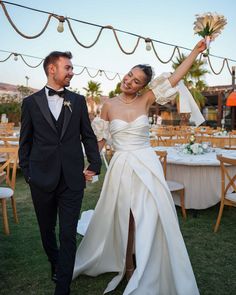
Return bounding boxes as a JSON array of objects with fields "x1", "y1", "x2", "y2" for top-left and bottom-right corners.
[
  {"x1": 13, "y1": 53, "x2": 18, "y2": 61},
  {"x1": 0, "y1": 49, "x2": 122, "y2": 80},
  {"x1": 57, "y1": 16, "x2": 64, "y2": 33},
  {"x1": 0, "y1": 1, "x2": 236, "y2": 75},
  {"x1": 145, "y1": 38, "x2": 152, "y2": 51},
  {"x1": 202, "y1": 55, "x2": 208, "y2": 64}
]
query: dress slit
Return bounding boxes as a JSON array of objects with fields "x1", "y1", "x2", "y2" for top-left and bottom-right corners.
[{"x1": 125, "y1": 210, "x2": 136, "y2": 279}]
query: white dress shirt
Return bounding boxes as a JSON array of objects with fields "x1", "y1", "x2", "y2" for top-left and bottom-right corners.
[{"x1": 45, "y1": 86, "x2": 64, "y2": 120}]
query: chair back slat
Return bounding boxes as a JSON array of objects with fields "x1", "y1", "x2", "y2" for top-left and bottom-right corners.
[
  {"x1": 216, "y1": 154, "x2": 236, "y2": 202},
  {"x1": 214, "y1": 154, "x2": 236, "y2": 232},
  {"x1": 0, "y1": 146, "x2": 18, "y2": 190},
  {"x1": 0, "y1": 137, "x2": 19, "y2": 147},
  {"x1": 155, "y1": 150, "x2": 167, "y2": 178}
]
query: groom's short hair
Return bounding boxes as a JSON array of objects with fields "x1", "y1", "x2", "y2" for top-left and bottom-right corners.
[{"x1": 43, "y1": 51, "x2": 73, "y2": 76}]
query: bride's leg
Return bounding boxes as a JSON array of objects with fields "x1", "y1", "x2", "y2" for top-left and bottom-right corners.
[{"x1": 125, "y1": 210, "x2": 135, "y2": 281}]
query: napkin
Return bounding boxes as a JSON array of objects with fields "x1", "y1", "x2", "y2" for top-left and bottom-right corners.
[{"x1": 178, "y1": 80, "x2": 205, "y2": 127}]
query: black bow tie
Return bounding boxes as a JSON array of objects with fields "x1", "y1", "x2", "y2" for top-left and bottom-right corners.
[{"x1": 46, "y1": 87, "x2": 65, "y2": 98}]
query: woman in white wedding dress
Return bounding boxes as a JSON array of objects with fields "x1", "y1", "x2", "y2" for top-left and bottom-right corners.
[{"x1": 73, "y1": 40, "x2": 206, "y2": 295}]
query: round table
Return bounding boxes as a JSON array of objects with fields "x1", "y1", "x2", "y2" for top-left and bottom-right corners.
[{"x1": 154, "y1": 146, "x2": 236, "y2": 209}]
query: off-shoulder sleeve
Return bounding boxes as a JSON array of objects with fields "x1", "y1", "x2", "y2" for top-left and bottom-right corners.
[
  {"x1": 149, "y1": 72, "x2": 178, "y2": 105},
  {"x1": 91, "y1": 117, "x2": 110, "y2": 141}
]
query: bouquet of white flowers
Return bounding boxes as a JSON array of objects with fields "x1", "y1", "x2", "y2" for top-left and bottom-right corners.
[{"x1": 193, "y1": 12, "x2": 227, "y2": 56}]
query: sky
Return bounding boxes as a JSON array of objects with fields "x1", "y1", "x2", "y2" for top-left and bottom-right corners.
[{"x1": 0, "y1": 0, "x2": 236, "y2": 96}]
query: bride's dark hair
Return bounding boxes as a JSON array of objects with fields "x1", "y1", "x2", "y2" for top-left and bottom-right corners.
[{"x1": 132, "y1": 64, "x2": 154, "y2": 86}]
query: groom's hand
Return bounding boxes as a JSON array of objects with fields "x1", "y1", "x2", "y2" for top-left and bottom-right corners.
[{"x1": 83, "y1": 169, "x2": 96, "y2": 181}]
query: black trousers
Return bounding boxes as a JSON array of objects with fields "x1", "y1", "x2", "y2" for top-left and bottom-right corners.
[{"x1": 30, "y1": 172, "x2": 83, "y2": 295}]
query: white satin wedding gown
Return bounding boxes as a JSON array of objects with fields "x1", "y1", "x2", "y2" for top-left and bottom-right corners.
[{"x1": 73, "y1": 115, "x2": 199, "y2": 295}]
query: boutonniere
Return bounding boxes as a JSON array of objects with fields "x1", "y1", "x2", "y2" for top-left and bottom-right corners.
[{"x1": 64, "y1": 100, "x2": 72, "y2": 112}]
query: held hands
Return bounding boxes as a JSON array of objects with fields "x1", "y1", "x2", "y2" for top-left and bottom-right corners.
[{"x1": 83, "y1": 169, "x2": 96, "y2": 182}]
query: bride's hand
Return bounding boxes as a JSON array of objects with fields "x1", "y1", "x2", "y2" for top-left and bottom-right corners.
[
  {"x1": 194, "y1": 39, "x2": 207, "y2": 54},
  {"x1": 84, "y1": 169, "x2": 96, "y2": 181}
]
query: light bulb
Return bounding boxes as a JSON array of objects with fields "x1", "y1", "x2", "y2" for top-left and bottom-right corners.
[
  {"x1": 203, "y1": 56, "x2": 208, "y2": 64},
  {"x1": 57, "y1": 16, "x2": 65, "y2": 33},
  {"x1": 13, "y1": 54, "x2": 18, "y2": 61},
  {"x1": 57, "y1": 21, "x2": 64, "y2": 33},
  {"x1": 145, "y1": 38, "x2": 152, "y2": 51}
]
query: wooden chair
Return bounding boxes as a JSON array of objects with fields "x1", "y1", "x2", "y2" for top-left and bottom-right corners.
[
  {"x1": 0, "y1": 146, "x2": 19, "y2": 235},
  {"x1": 155, "y1": 150, "x2": 187, "y2": 219},
  {"x1": 150, "y1": 138, "x2": 159, "y2": 147},
  {"x1": 214, "y1": 154, "x2": 236, "y2": 232},
  {"x1": 0, "y1": 137, "x2": 19, "y2": 169},
  {"x1": 0, "y1": 123, "x2": 15, "y2": 136},
  {"x1": 224, "y1": 132, "x2": 236, "y2": 150},
  {"x1": 164, "y1": 138, "x2": 188, "y2": 146},
  {"x1": 156, "y1": 131, "x2": 175, "y2": 146},
  {"x1": 0, "y1": 137, "x2": 19, "y2": 147}
]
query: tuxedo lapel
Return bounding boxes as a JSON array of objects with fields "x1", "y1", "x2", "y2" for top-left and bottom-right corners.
[
  {"x1": 34, "y1": 89, "x2": 57, "y2": 134},
  {"x1": 60, "y1": 90, "x2": 73, "y2": 140}
]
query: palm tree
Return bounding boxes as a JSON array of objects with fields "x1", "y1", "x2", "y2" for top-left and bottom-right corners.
[
  {"x1": 83, "y1": 80, "x2": 102, "y2": 104},
  {"x1": 172, "y1": 53, "x2": 209, "y2": 109},
  {"x1": 171, "y1": 54, "x2": 209, "y2": 125},
  {"x1": 109, "y1": 82, "x2": 121, "y2": 98},
  {"x1": 83, "y1": 81, "x2": 103, "y2": 119}
]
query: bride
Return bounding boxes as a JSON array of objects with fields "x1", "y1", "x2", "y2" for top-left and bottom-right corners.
[{"x1": 73, "y1": 40, "x2": 206, "y2": 295}]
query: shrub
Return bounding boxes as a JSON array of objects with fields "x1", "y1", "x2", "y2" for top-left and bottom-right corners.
[{"x1": 0, "y1": 102, "x2": 21, "y2": 126}]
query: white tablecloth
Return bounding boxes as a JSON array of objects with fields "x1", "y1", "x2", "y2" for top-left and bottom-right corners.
[{"x1": 154, "y1": 146, "x2": 236, "y2": 209}]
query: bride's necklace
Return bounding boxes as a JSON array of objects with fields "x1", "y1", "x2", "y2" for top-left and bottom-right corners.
[{"x1": 118, "y1": 94, "x2": 138, "y2": 104}]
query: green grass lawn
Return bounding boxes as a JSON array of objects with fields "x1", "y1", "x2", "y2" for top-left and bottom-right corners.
[{"x1": 0, "y1": 166, "x2": 236, "y2": 295}]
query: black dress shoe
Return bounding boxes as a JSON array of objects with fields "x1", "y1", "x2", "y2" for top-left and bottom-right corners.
[{"x1": 51, "y1": 264, "x2": 58, "y2": 283}]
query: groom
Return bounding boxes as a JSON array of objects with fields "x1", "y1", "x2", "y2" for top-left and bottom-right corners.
[{"x1": 19, "y1": 51, "x2": 101, "y2": 295}]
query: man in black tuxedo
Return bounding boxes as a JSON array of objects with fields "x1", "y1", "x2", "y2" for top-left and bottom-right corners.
[{"x1": 19, "y1": 51, "x2": 101, "y2": 295}]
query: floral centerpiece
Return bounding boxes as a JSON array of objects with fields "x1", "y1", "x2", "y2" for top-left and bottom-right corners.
[
  {"x1": 182, "y1": 134, "x2": 208, "y2": 155},
  {"x1": 193, "y1": 12, "x2": 227, "y2": 56},
  {"x1": 213, "y1": 129, "x2": 228, "y2": 136}
]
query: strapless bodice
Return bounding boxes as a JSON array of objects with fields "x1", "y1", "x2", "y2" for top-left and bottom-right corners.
[{"x1": 109, "y1": 115, "x2": 150, "y2": 151}]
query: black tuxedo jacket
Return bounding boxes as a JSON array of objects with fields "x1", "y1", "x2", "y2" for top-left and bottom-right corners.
[{"x1": 19, "y1": 88, "x2": 101, "y2": 192}]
